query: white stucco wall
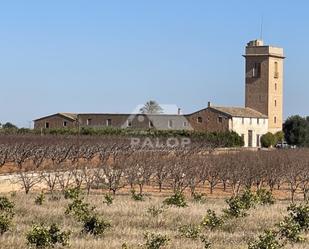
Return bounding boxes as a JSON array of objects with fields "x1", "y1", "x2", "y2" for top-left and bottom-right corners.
[{"x1": 230, "y1": 117, "x2": 269, "y2": 147}]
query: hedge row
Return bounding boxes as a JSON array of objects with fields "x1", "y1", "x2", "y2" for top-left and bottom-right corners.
[{"x1": 0, "y1": 127, "x2": 244, "y2": 147}]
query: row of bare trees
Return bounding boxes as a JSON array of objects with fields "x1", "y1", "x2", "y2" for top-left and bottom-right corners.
[{"x1": 0, "y1": 135, "x2": 308, "y2": 201}]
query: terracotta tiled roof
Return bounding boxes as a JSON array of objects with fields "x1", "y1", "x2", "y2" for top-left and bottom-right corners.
[{"x1": 209, "y1": 106, "x2": 267, "y2": 118}]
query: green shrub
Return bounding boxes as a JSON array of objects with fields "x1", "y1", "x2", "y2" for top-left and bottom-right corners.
[
  {"x1": 201, "y1": 209, "x2": 224, "y2": 230},
  {"x1": 34, "y1": 192, "x2": 45, "y2": 206},
  {"x1": 287, "y1": 203, "x2": 309, "y2": 231},
  {"x1": 256, "y1": 189, "x2": 275, "y2": 205},
  {"x1": 82, "y1": 215, "x2": 111, "y2": 236},
  {"x1": 0, "y1": 214, "x2": 12, "y2": 234},
  {"x1": 261, "y1": 132, "x2": 277, "y2": 148},
  {"x1": 147, "y1": 205, "x2": 165, "y2": 217},
  {"x1": 64, "y1": 187, "x2": 81, "y2": 200},
  {"x1": 0, "y1": 196, "x2": 14, "y2": 235},
  {"x1": 277, "y1": 217, "x2": 303, "y2": 243},
  {"x1": 192, "y1": 192, "x2": 207, "y2": 203},
  {"x1": 26, "y1": 223, "x2": 70, "y2": 248},
  {"x1": 163, "y1": 192, "x2": 187, "y2": 208},
  {"x1": 248, "y1": 230, "x2": 282, "y2": 249},
  {"x1": 131, "y1": 190, "x2": 144, "y2": 202},
  {"x1": 0, "y1": 196, "x2": 14, "y2": 214},
  {"x1": 103, "y1": 194, "x2": 114, "y2": 206},
  {"x1": 65, "y1": 198, "x2": 94, "y2": 222},
  {"x1": 239, "y1": 188, "x2": 257, "y2": 210},
  {"x1": 144, "y1": 232, "x2": 169, "y2": 249},
  {"x1": 178, "y1": 224, "x2": 201, "y2": 239},
  {"x1": 223, "y1": 196, "x2": 248, "y2": 218}
]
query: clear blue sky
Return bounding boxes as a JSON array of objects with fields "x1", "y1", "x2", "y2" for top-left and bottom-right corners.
[{"x1": 0, "y1": 0, "x2": 308, "y2": 127}]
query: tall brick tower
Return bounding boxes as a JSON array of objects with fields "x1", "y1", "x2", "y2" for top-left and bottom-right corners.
[{"x1": 244, "y1": 40, "x2": 285, "y2": 133}]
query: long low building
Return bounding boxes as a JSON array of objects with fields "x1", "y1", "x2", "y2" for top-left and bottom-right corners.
[
  {"x1": 33, "y1": 39, "x2": 285, "y2": 148},
  {"x1": 34, "y1": 103, "x2": 268, "y2": 148}
]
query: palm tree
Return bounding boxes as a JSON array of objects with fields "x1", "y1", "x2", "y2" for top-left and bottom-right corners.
[{"x1": 139, "y1": 100, "x2": 163, "y2": 114}]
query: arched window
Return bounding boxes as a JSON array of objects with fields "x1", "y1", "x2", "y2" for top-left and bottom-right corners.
[{"x1": 274, "y1": 116, "x2": 277, "y2": 124}]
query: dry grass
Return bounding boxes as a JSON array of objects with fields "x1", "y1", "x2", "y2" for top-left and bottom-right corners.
[{"x1": 0, "y1": 192, "x2": 309, "y2": 249}]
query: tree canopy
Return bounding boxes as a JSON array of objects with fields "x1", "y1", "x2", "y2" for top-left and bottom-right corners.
[
  {"x1": 283, "y1": 115, "x2": 309, "y2": 147},
  {"x1": 139, "y1": 100, "x2": 163, "y2": 114}
]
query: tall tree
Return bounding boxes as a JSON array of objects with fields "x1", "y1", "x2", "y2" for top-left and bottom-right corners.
[
  {"x1": 283, "y1": 115, "x2": 309, "y2": 147},
  {"x1": 2, "y1": 122, "x2": 18, "y2": 129},
  {"x1": 139, "y1": 100, "x2": 163, "y2": 114}
]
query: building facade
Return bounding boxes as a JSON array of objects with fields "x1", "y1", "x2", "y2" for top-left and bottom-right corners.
[{"x1": 33, "y1": 39, "x2": 284, "y2": 148}]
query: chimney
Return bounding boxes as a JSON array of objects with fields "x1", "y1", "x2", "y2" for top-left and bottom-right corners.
[
  {"x1": 207, "y1": 101, "x2": 211, "y2": 108},
  {"x1": 177, "y1": 108, "x2": 181, "y2": 115}
]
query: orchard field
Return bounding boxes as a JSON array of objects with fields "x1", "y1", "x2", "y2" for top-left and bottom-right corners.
[{"x1": 0, "y1": 134, "x2": 308, "y2": 249}]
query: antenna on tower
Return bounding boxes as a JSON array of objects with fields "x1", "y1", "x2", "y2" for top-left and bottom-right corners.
[{"x1": 260, "y1": 15, "x2": 264, "y2": 40}]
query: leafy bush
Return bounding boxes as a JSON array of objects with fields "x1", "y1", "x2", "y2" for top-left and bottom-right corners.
[
  {"x1": 201, "y1": 209, "x2": 224, "y2": 230},
  {"x1": 256, "y1": 189, "x2": 275, "y2": 205},
  {"x1": 0, "y1": 214, "x2": 12, "y2": 234},
  {"x1": 239, "y1": 188, "x2": 257, "y2": 210},
  {"x1": 192, "y1": 192, "x2": 207, "y2": 203},
  {"x1": 131, "y1": 190, "x2": 144, "y2": 201},
  {"x1": 287, "y1": 203, "x2": 309, "y2": 231},
  {"x1": 65, "y1": 198, "x2": 94, "y2": 222},
  {"x1": 147, "y1": 205, "x2": 165, "y2": 217},
  {"x1": 261, "y1": 132, "x2": 277, "y2": 148},
  {"x1": 144, "y1": 232, "x2": 169, "y2": 249},
  {"x1": 223, "y1": 189, "x2": 264, "y2": 218},
  {"x1": 0, "y1": 196, "x2": 14, "y2": 214},
  {"x1": 82, "y1": 215, "x2": 111, "y2": 236},
  {"x1": 103, "y1": 194, "x2": 114, "y2": 206},
  {"x1": 248, "y1": 230, "x2": 282, "y2": 249},
  {"x1": 223, "y1": 196, "x2": 248, "y2": 218},
  {"x1": 64, "y1": 187, "x2": 81, "y2": 200},
  {"x1": 0, "y1": 196, "x2": 15, "y2": 235},
  {"x1": 163, "y1": 192, "x2": 187, "y2": 208},
  {"x1": 35, "y1": 192, "x2": 45, "y2": 206},
  {"x1": 26, "y1": 223, "x2": 70, "y2": 248},
  {"x1": 277, "y1": 217, "x2": 303, "y2": 243},
  {"x1": 178, "y1": 224, "x2": 201, "y2": 239}
]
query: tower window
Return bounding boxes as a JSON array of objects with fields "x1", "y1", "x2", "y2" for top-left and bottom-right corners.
[
  {"x1": 274, "y1": 116, "x2": 277, "y2": 124},
  {"x1": 275, "y1": 99, "x2": 277, "y2": 107},
  {"x1": 275, "y1": 83, "x2": 277, "y2": 91},
  {"x1": 274, "y1": 62, "x2": 279, "y2": 78},
  {"x1": 252, "y1": 62, "x2": 261, "y2": 78}
]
